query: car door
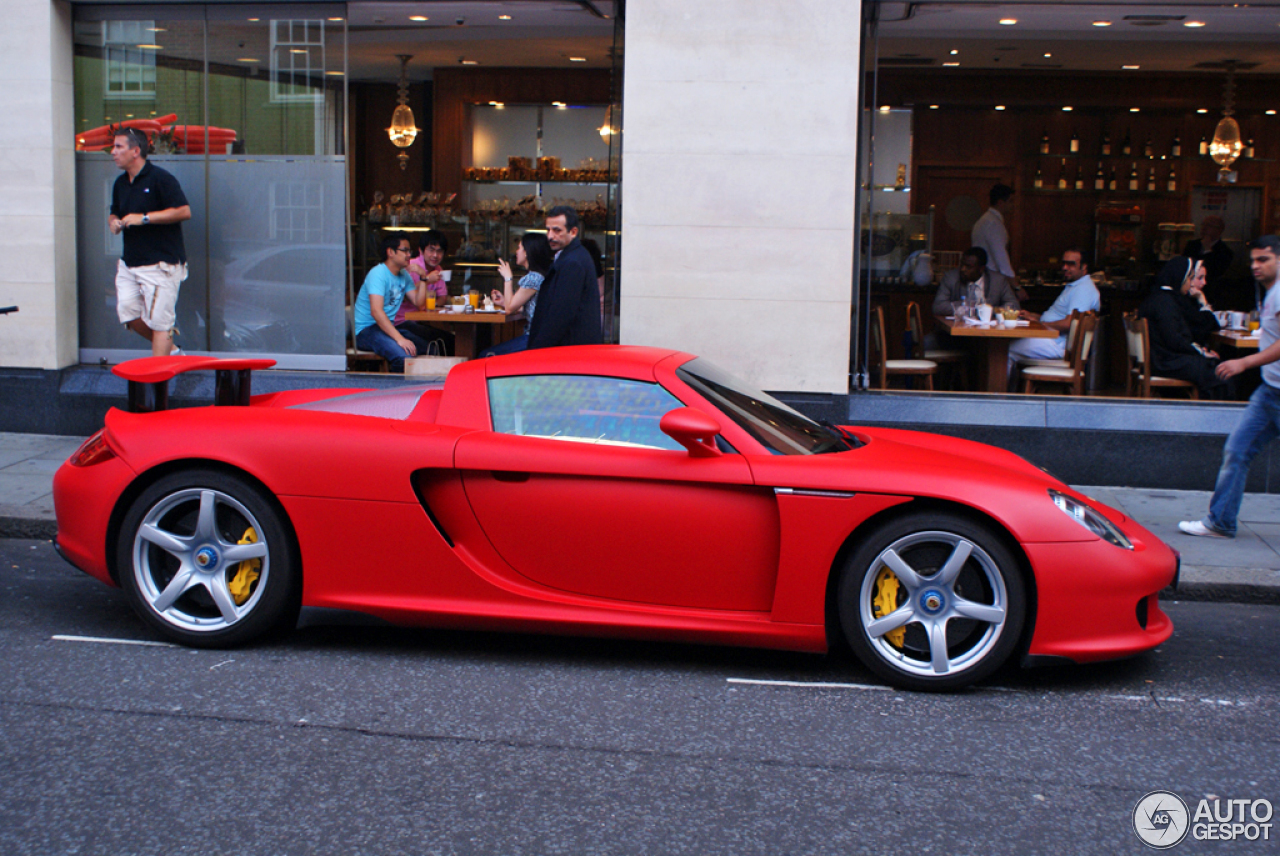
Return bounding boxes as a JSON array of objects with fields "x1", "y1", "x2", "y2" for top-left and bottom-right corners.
[{"x1": 454, "y1": 373, "x2": 780, "y2": 612}]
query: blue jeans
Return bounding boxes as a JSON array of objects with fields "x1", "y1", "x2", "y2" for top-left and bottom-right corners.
[
  {"x1": 479, "y1": 333, "x2": 528, "y2": 359},
  {"x1": 355, "y1": 324, "x2": 432, "y2": 373},
  {"x1": 1206, "y1": 383, "x2": 1280, "y2": 535}
]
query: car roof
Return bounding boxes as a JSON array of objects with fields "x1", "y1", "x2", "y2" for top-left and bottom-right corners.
[{"x1": 481, "y1": 345, "x2": 691, "y2": 381}]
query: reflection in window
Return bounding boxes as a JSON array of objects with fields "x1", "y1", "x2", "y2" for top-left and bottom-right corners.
[
  {"x1": 489, "y1": 375, "x2": 685, "y2": 451},
  {"x1": 104, "y1": 21, "x2": 156, "y2": 98},
  {"x1": 270, "y1": 181, "x2": 324, "y2": 242},
  {"x1": 270, "y1": 19, "x2": 325, "y2": 104}
]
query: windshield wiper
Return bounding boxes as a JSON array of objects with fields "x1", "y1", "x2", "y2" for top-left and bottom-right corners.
[{"x1": 818, "y1": 419, "x2": 860, "y2": 451}]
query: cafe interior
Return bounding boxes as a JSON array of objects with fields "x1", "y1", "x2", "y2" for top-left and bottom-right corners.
[
  {"x1": 70, "y1": 1, "x2": 620, "y2": 369},
  {"x1": 69, "y1": 0, "x2": 1278, "y2": 395},
  {"x1": 857, "y1": 1, "x2": 1280, "y2": 400}
]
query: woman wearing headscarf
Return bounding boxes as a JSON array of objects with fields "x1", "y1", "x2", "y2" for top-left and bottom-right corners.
[{"x1": 1138, "y1": 256, "x2": 1231, "y2": 398}]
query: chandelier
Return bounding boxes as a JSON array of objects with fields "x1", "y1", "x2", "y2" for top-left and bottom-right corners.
[
  {"x1": 387, "y1": 54, "x2": 418, "y2": 170},
  {"x1": 1209, "y1": 61, "x2": 1243, "y2": 178}
]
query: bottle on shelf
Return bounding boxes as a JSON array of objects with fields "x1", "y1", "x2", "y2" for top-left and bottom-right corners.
[
  {"x1": 1074, "y1": 166, "x2": 1084, "y2": 191},
  {"x1": 1199, "y1": 135, "x2": 1209, "y2": 156},
  {"x1": 1128, "y1": 163, "x2": 1139, "y2": 191},
  {"x1": 1040, "y1": 130, "x2": 1050, "y2": 155},
  {"x1": 1171, "y1": 133, "x2": 1182, "y2": 157},
  {"x1": 1101, "y1": 132, "x2": 1112, "y2": 156},
  {"x1": 1146, "y1": 167, "x2": 1156, "y2": 192},
  {"x1": 1143, "y1": 136, "x2": 1153, "y2": 158},
  {"x1": 1094, "y1": 163, "x2": 1105, "y2": 190},
  {"x1": 1245, "y1": 139, "x2": 1256, "y2": 158},
  {"x1": 1057, "y1": 160, "x2": 1068, "y2": 190},
  {"x1": 1122, "y1": 129, "x2": 1132, "y2": 156},
  {"x1": 1034, "y1": 165, "x2": 1043, "y2": 189},
  {"x1": 1070, "y1": 130, "x2": 1080, "y2": 154},
  {"x1": 1167, "y1": 166, "x2": 1178, "y2": 193},
  {"x1": 1108, "y1": 166, "x2": 1118, "y2": 191}
]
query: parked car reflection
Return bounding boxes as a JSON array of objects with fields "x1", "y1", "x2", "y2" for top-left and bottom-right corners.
[{"x1": 214, "y1": 244, "x2": 345, "y2": 354}]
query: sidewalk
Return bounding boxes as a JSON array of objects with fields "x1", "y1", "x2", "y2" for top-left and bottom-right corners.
[{"x1": 2, "y1": 432, "x2": 1278, "y2": 604}]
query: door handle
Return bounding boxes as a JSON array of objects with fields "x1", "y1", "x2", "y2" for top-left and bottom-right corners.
[{"x1": 491, "y1": 471, "x2": 530, "y2": 483}]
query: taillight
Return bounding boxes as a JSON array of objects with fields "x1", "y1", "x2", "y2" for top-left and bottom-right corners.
[{"x1": 69, "y1": 431, "x2": 117, "y2": 467}]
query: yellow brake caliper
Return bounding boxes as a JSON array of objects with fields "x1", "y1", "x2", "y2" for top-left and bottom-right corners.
[
  {"x1": 227, "y1": 527, "x2": 262, "y2": 605},
  {"x1": 872, "y1": 567, "x2": 905, "y2": 648}
]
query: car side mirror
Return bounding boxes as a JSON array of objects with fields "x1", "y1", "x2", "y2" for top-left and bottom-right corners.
[{"x1": 660, "y1": 407, "x2": 723, "y2": 458}]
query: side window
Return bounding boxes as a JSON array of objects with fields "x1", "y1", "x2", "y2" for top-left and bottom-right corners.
[{"x1": 489, "y1": 375, "x2": 686, "y2": 451}]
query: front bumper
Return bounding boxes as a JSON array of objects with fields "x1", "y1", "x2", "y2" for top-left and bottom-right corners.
[{"x1": 1023, "y1": 527, "x2": 1177, "y2": 663}]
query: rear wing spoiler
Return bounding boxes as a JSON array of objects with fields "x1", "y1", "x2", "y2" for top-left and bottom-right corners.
[{"x1": 112, "y1": 355, "x2": 277, "y2": 412}]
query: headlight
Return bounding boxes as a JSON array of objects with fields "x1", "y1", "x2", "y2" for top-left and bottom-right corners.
[{"x1": 1049, "y1": 490, "x2": 1133, "y2": 550}]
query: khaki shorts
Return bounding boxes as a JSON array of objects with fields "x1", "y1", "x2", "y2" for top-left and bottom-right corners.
[{"x1": 116, "y1": 260, "x2": 188, "y2": 332}]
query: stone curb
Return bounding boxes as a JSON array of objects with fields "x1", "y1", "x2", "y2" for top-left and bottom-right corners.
[
  {"x1": 0, "y1": 516, "x2": 57, "y2": 541},
  {"x1": 1163, "y1": 583, "x2": 1280, "y2": 606}
]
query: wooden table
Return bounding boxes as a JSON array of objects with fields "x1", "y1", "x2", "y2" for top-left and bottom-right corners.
[
  {"x1": 936, "y1": 316, "x2": 1059, "y2": 393},
  {"x1": 1212, "y1": 329, "x2": 1259, "y2": 352},
  {"x1": 404, "y1": 309, "x2": 525, "y2": 358}
]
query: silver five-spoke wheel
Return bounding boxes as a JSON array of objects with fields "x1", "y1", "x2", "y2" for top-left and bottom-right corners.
[
  {"x1": 839, "y1": 512, "x2": 1025, "y2": 691},
  {"x1": 118, "y1": 470, "x2": 298, "y2": 647}
]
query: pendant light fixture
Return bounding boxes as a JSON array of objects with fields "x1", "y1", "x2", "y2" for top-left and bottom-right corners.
[
  {"x1": 1209, "y1": 61, "x2": 1243, "y2": 178},
  {"x1": 387, "y1": 54, "x2": 418, "y2": 170}
]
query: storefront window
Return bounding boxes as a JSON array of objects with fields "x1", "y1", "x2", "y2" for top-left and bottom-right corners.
[
  {"x1": 73, "y1": 4, "x2": 348, "y2": 368},
  {"x1": 856, "y1": 1, "x2": 1280, "y2": 401}
]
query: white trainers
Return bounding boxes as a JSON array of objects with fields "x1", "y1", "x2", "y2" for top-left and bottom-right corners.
[
  {"x1": 1178, "y1": 520, "x2": 1232, "y2": 538},
  {"x1": 170, "y1": 347, "x2": 184, "y2": 356}
]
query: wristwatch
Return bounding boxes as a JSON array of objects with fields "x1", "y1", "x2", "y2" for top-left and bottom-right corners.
[{"x1": 142, "y1": 214, "x2": 150, "y2": 225}]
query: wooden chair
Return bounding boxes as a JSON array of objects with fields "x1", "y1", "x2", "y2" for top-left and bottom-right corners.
[
  {"x1": 870, "y1": 305, "x2": 936, "y2": 390},
  {"x1": 346, "y1": 305, "x2": 389, "y2": 372},
  {"x1": 907, "y1": 301, "x2": 966, "y2": 390},
  {"x1": 1123, "y1": 312, "x2": 1199, "y2": 399},
  {"x1": 1022, "y1": 312, "x2": 1096, "y2": 395},
  {"x1": 1015, "y1": 309, "x2": 1084, "y2": 373}
]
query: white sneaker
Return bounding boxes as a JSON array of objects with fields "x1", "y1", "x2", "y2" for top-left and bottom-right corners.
[
  {"x1": 1178, "y1": 520, "x2": 1232, "y2": 538},
  {"x1": 170, "y1": 347, "x2": 184, "y2": 356}
]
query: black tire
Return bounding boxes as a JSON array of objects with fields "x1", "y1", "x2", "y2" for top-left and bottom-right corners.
[
  {"x1": 837, "y1": 510, "x2": 1025, "y2": 691},
  {"x1": 116, "y1": 469, "x2": 298, "y2": 647}
]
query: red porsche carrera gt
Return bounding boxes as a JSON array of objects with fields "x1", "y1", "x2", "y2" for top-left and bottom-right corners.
[{"x1": 53, "y1": 346, "x2": 1176, "y2": 691}]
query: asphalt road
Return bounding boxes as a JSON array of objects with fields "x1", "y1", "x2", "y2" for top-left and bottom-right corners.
[{"x1": 2, "y1": 539, "x2": 1278, "y2": 856}]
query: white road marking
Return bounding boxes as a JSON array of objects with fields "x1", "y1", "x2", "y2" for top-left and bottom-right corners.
[
  {"x1": 726, "y1": 678, "x2": 892, "y2": 691},
  {"x1": 728, "y1": 680, "x2": 1250, "y2": 707},
  {"x1": 52, "y1": 634, "x2": 176, "y2": 648}
]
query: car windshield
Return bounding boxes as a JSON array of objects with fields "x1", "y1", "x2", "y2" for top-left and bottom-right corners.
[{"x1": 676, "y1": 358, "x2": 855, "y2": 455}]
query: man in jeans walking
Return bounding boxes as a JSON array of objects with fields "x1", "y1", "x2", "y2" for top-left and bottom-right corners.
[{"x1": 1180, "y1": 235, "x2": 1280, "y2": 538}]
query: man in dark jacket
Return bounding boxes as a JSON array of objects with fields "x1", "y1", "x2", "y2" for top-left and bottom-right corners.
[{"x1": 526, "y1": 206, "x2": 602, "y2": 350}]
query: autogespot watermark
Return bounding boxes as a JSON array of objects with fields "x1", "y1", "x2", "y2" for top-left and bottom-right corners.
[{"x1": 1133, "y1": 790, "x2": 1274, "y2": 848}]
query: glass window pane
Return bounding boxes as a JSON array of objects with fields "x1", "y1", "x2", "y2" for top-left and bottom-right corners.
[{"x1": 488, "y1": 375, "x2": 685, "y2": 451}]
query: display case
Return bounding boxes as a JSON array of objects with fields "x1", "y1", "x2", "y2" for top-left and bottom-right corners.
[{"x1": 861, "y1": 210, "x2": 934, "y2": 285}]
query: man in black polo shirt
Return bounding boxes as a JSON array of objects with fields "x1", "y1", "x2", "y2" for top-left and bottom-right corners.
[{"x1": 109, "y1": 127, "x2": 191, "y2": 356}]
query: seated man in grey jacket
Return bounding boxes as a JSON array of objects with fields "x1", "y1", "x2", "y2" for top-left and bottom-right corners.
[
  {"x1": 930, "y1": 246, "x2": 1020, "y2": 318},
  {"x1": 925, "y1": 247, "x2": 1020, "y2": 351}
]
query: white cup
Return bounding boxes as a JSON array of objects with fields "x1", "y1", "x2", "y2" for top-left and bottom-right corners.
[
  {"x1": 977, "y1": 304, "x2": 993, "y2": 324},
  {"x1": 440, "y1": 270, "x2": 452, "y2": 282},
  {"x1": 1230, "y1": 311, "x2": 1247, "y2": 329}
]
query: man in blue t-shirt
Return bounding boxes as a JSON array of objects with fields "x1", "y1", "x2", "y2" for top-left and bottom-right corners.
[
  {"x1": 1007, "y1": 247, "x2": 1101, "y2": 376},
  {"x1": 354, "y1": 232, "x2": 434, "y2": 372}
]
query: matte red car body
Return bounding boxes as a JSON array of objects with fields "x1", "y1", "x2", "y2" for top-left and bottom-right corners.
[{"x1": 53, "y1": 345, "x2": 1176, "y2": 664}]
